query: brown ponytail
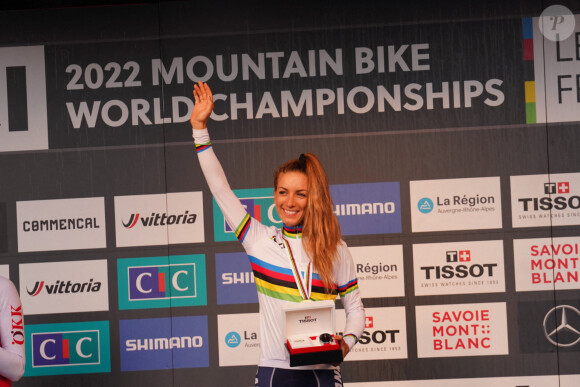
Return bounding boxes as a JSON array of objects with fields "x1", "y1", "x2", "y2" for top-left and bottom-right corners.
[{"x1": 274, "y1": 153, "x2": 341, "y2": 291}]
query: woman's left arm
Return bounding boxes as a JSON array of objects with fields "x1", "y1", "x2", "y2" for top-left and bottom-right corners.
[{"x1": 334, "y1": 243, "x2": 365, "y2": 358}]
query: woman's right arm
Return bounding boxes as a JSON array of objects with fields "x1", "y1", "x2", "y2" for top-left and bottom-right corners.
[
  {"x1": 191, "y1": 82, "x2": 250, "y2": 242},
  {"x1": 0, "y1": 278, "x2": 25, "y2": 382}
]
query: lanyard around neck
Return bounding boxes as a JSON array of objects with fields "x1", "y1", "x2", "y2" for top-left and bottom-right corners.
[{"x1": 282, "y1": 238, "x2": 311, "y2": 301}]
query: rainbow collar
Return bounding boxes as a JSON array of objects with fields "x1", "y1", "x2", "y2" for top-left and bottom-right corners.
[{"x1": 282, "y1": 224, "x2": 303, "y2": 239}]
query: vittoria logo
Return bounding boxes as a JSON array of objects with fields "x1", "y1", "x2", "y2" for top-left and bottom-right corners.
[
  {"x1": 114, "y1": 192, "x2": 204, "y2": 247},
  {"x1": 19, "y1": 260, "x2": 109, "y2": 315},
  {"x1": 122, "y1": 211, "x2": 197, "y2": 228},
  {"x1": 26, "y1": 321, "x2": 111, "y2": 376},
  {"x1": 27, "y1": 279, "x2": 101, "y2": 296}
]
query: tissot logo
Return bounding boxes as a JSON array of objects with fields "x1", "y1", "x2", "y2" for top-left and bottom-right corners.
[
  {"x1": 413, "y1": 241, "x2": 505, "y2": 296},
  {"x1": 337, "y1": 307, "x2": 407, "y2": 361},
  {"x1": 545, "y1": 181, "x2": 570, "y2": 194},
  {"x1": 543, "y1": 305, "x2": 580, "y2": 347},
  {"x1": 511, "y1": 173, "x2": 580, "y2": 227},
  {"x1": 117, "y1": 255, "x2": 207, "y2": 310},
  {"x1": 421, "y1": 250, "x2": 497, "y2": 280},
  {"x1": 26, "y1": 321, "x2": 111, "y2": 376},
  {"x1": 27, "y1": 279, "x2": 101, "y2": 296}
]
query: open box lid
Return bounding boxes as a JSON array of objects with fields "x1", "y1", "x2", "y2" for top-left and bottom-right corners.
[{"x1": 282, "y1": 300, "x2": 336, "y2": 339}]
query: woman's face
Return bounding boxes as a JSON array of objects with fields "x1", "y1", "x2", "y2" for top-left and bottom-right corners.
[{"x1": 274, "y1": 171, "x2": 308, "y2": 227}]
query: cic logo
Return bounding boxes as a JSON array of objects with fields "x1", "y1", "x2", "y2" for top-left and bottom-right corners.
[
  {"x1": 117, "y1": 255, "x2": 207, "y2": 310},
  {"x1": 26, "y1": 321, "x2": 110, "y2": 376}
]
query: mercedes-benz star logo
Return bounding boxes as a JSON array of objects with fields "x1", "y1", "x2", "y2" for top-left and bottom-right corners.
[{"x1": 543, "y1": 305, "x2": 580, "y2": 347}]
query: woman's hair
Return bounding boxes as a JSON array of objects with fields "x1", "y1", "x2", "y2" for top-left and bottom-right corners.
[{"x1": 274, "y1": 153, "x2": 341, "y2": 292}]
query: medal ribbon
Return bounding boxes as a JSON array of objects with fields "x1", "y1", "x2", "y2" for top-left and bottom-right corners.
[{"x1": 283, "y1": 238, "x2": 311, "y2": 300}]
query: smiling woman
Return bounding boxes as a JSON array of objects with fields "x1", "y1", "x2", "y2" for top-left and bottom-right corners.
[{"x1": 190, "y1": 81, "x2": 365, "y2": 387}]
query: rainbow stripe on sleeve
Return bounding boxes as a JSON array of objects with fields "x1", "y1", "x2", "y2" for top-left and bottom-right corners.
[
  {"x1": 195, "y1": 142, "x2": 212, "y2": 153},
  {"x1": 338, "y1": 279, "x2": 359, "y2": 297},
  {"x1": 235, "y1": 213, "x2": 251, "y2": 243},
  {"x1": 249, "y1": 255, "x2": 337, "y2": 302}
]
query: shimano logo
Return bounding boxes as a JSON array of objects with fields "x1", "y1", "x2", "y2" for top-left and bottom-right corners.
[
  {"x1": 334, "y1": 202, "x2": 395, "y2": 216},
  {"x1": 126, "y1": 336, "x2": 203, "y2": 351}
]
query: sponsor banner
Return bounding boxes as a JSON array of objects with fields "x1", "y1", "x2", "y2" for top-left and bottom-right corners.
[
  {"x1": 511, "y1": 173, "x2": 580, "y2": 227},
  {"x1": 416, "y1": 302, "x2": 509, "y2": 358},
  {"x1": 215, "y1": 252, "x2": 258, "y2": 305},
  {"x1": 514, "y1": 236, "x2": 580, "y2": 292},
  {"x1": 0, "y1": 45, "x2": 49, "y2": 152},
  {"x1": 413, "y1": 240, "x2": 506, "y2": 296},
  {"x1": 19, "y1": 259, "x2": 108, "y2": 315},
  {"x1": 117, "y1": 255, "x2": 207, "y2": 310},
  {"x1": 528, "y1": 12, "x2": 580, "y2": 124},
  {"x1": 518, "y1": 299, "x2": 580, "y2": 353},
  {"x1": 16, "y1": 197, "x2": 106, "y2": 252},
  {"x1": 115, "y1": 191, "x2": 204, "y2": 247},
  {"x1": 0, "y1": 265, "x2": 8, "y2": 279},
  {"x1": 350, "y1": 245, "x2": 404, "y2": 299},
  {"x1": 410, "y1": 177, "x2": 502, "y2": 232},
  {"x1": 331, "y1": 183, "x2": 401, "y2": 236},
  {"x1": 217, "y1": 313, "x2": 260, "y2": 366},
  {"x1": 119, "y1": 316, "x2": 209, "y2": 371},
  {"x1": 213, "y1": 188, "x2": 281, "y2": 242},
  {"x1": 25, "y1": 321, "x2": 110, "y2": 376},
  {"x1": 336, "y1": 306, "x2": 407, "y2": 360},
  {"x1": 213, "y1": 183, "x2": 401, "y2": 242},
  {"x1": 346, "y1": 374, "x2": 580, "y2": 387},
  {"x1": 36, "y1": 17, "x2": 521, "y2": 150}
]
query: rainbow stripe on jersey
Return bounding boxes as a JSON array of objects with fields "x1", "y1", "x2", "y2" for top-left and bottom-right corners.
[{"x1": 249, "y1": 255, "x2": 337, "y2": 303}]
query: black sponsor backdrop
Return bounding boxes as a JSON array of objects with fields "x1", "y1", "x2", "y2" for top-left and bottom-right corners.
[{"x1": 1, "y1": 1, "x2": 580, "y2": 386}]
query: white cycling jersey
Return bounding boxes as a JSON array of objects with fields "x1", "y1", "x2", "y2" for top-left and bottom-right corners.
[
  {"x1": 194, "y1": 129, "x2": 365, "y2": 370},
  {"x1": 0, "y1": 276, "x2": 25, "y2": 385}
]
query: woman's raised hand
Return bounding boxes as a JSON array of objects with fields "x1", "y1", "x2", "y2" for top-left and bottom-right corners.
[{"x1": 190, "y1": 81, "x2": 214, "y2": 129}]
